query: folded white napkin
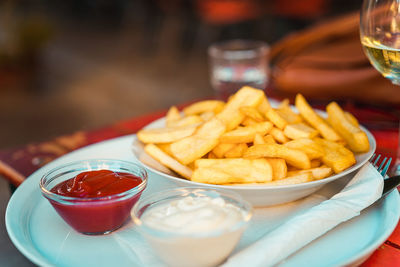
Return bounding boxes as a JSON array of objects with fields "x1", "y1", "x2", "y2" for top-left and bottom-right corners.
[{"x1": 222, "y1": 163, "x2": 383, "y2": 267}]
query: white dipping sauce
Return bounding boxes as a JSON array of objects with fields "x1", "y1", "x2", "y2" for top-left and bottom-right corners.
[
  {"x1": 141, "y1": 196, "x2": 245, "y2": 234},
  {"x1": 139, "y1": 196, "x2": 248, "y2": 267}
]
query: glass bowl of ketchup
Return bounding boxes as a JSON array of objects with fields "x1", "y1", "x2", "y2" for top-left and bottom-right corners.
[{"x1": 40, "y1": 159, "x2": 147, "y2": 235}]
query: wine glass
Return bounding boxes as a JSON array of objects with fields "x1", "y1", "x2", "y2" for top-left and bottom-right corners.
[{"x1": 360, "y1": 0, "x2": 400, "y2": 175}]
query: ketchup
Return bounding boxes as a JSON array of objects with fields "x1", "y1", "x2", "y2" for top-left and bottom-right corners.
[
  {"x1": 51, "y1": 170, "x2": 142, "y2": 198},
  {"x1": 48, "y1": 169, "x2": 145, "y2": 234}
]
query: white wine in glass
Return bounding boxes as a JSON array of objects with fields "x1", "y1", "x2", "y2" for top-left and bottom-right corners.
[{"x1": 360, "y1": 0, "x2": 400, "y2": 175}]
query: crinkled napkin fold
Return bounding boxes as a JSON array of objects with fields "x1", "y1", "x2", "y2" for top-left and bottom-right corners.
[{"x1": 222, "y1": 163, "x2": 383, "y2": 267}]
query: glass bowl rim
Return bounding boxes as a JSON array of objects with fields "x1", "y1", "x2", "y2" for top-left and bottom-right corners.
[
  {"x1": 40, "y1": 159, "x2": 148, "y2": 203},
  {"x1": 131, "y1": 187, "x2": 253, "y2": 238}
]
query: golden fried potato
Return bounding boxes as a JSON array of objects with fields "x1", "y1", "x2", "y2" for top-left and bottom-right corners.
[
  {"x1": 314, "y1": 138, "x2": 356, "y2": 173},
  {"x1": 144, "y1": 144, "x2": 193, "y2": 179},
  {"x1": 253, "y1": 133, "x2": 266, "y2": 145},
  {"x1": 166, "y1": 106, "x2": 181, "y2": 127},
  {"x1": 137, "y1": 124, "x2": 198, "y2": 144},
  {"x1": 224, "y1": 143, "x2": 248, "y2": 158},
  {"x1": 227, "y1": 173, "x2": 312, "y2": 186},
  {"x1": 241, "y1": 117, "x2": 258, "y2": 126},
  {"x1": 295, "y1": 94, "x2": 341, "y2": 141},
  {"x1": 284, "y1": 138, "x2": 324, "y2": 160},
  {"x1": 217, "y1": 86, "x2": 264, "y2": 131},
  {"x1": 283, "y1": 123, "x2": 319, "y2": 140},
  {"x1": 240, "y1": 106, "x2": 265, "y2": 122},
  {"x1": 220, "y1": 121, "x2": 273, "y2": 143},
  {"x1": 270, "y1": 127, "x2": 289, "y2": 144},
  {"x1": 183, "y1": 100, "x2": 225, "y2": 115},
  {"x1": 266, "y1": 158, "x2": 287, "y2": 180},
  {"x1": 192, "y1": 158, "x2": 273, "y2": 184},
  {"x1": 199, "y1": 111, "x2": 215, "y2": 121},
  {"x1": 257, "y1": 94, "x2": 272, "y2": 114},
  {"x1": 245, "y1": 143, "x2": 311, "y2": 169},
  {"x1": 170, "y1": 118, "x2": 226, "y2": 164},
  {"x1": 287, "y1": 166, "x2": 332, "y2": 180},
  {"x1": 345, "y1": 112, "x2": 359, "y2": 127},
  {"x1": 168, "y1": 115, "x2": 203, "y2": 127},
  {"x1": 212, "y1": 143, "x2": 236, "y2": 158},
  {"x1": 326, "y1": 102, "x2": 369, "y2": 153},
  {"x1": 264, "y1": 134, "x2": 276, "y2": 144},
  {"x1": 265, "y1": 109, "x2": 287, "y2": 130}
]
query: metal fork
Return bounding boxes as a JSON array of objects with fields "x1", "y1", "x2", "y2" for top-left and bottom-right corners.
[
  {"x1": 369, "y1": 154, "x2": 400, "y2": 198},
  {"x1": 369, "y1": 154, "x2": 392, "y2": 177}
]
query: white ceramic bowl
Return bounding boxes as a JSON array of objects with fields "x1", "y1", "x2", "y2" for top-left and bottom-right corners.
[{"x1": 132, "y1": 114, "x2": 376, "y2": 207}]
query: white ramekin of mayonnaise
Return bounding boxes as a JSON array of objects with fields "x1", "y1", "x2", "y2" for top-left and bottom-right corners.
[{"x1": 131, "y1": 187, "x2": 252, "y2": 267}]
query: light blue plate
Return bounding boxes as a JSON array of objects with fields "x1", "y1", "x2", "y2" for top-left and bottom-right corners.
[{"x1": 6, "y1": 135, "x2": 400, "y2": 267}]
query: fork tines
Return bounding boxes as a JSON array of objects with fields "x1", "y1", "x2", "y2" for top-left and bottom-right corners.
[{"x1": 369, "y1": 153, "x2": 392, "y2": 177}]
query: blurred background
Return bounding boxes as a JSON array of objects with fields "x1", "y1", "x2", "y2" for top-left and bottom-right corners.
[
  {"x1": 0, "y1": 0, "x2": 361, "y2": 150},
  {"x1": 0, "y1": 0, "x2": 369, "y2": 265}
]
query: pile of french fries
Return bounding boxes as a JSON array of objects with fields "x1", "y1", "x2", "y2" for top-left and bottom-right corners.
[{"x1": 137, "y1": 86, "x2": 370, "y2": 186}]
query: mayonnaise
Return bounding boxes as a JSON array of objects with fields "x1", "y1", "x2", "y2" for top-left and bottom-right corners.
[
  {"x1": 141, "y1": 196, "x2": 245, "y2": 234},
  {"x1": 138, "y1": 195, "x2": 250, "y2": 267}
]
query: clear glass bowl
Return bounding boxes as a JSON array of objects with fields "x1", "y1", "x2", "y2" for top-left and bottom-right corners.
[
  {"x1": 40, "y1": 159, "x2": 147, "y2": 235},
  {"x1": 132, "y1": 187, "x2": 252, "y2": 267}
]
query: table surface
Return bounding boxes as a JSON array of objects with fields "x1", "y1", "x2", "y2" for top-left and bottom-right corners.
[{"x1": 0, "y1": 103, "x2": 399, "y2": 266}]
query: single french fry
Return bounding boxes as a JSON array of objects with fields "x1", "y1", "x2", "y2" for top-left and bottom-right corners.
[
  {"x1": 217, "y1": 86, "x2": 264, "y2": 131},
  {"x1": 212, "y1": 143, "x2": 236, "y2": 158},
  {"x1": 344, "y1": 111, "x2": 359, "y2": 127},
  {"x1": 166, "y1": 106, "x2": 181, "y2": 127},
  {"x1": 295, "y1": 94, "x2": 341, "y2": 141},
  {"x1": 220, "y1": 121, "x2": 273, "y2": 143},
  {"x1": 283, "y1": 123, "x2": 319, "y2": 140},
  {"x1": 265, "y1": 109, "x2": 287, "y2": 130},
  {"x1": 326, "y1": 102, "x2": 369, "y2": 153},
  {"x1": 287, "y1": 166, "x2": 332, "y2": 180},
  {"x1": 168, "y1": 115, "x2": 203, "y2": 127},
  {"x1": 266, "y1": 158, "x2": 287, "y2": 180},
  {"x1": 137, "y1": 124, "x2": 198, "y2": 144},
  {"x1": 314, "y1": 138, "x2": 356, "y2": 173},
  {"x1": 278, "y1": 98, "x2": 290, "y2": 109},
  {"x1": 275, "y1": 109, "x2": 303, "y2": 124},
  {"x1": 192, "y1": 158, "x2": 273, "y2": 184},
  {"x1": 144, "y1": 144, "x2": 193, "y2": 179},
  {"x1": 257, "y1": 94, "x2": 272, "y2": 114},
  {"x1": 157, "y1": 143, "x2": 173, "y2": 156},
  {"x1": 245, "y1": 143, "x2": 311, "y2": 169},
  {"x1": 253, "y1": 133, "x2": 266, "y2": 145},
  {"x1": 170, "y1": 118, "x2": 226, "y2": 164},
  {"x1": 227, "y1": 173, "x2": 312, "y2": 186},
  {"x1": 264, "y1": 134, "x2": 276, "y2": 144},
  {"x1": 183, "y1": 100, "x2": 225, "y2": 115},
  {"x1": 240, "y1": 106, "x2": 265, "y2": 122},
  {"x1": 310, "y1": 159, "x2": 322, "y2": 168},
  {"x1": 270, "y1": 127, "x2": 289, "y2": 144},
  {"x1": 284, "y1": 138, "x2": 324, "y2": 160},
  {"x1": 241, "y1": 117, "x2": 258, "y2": 126},
  {"x1": 224, "y1": 143, "x2": 248, "y2": 158},
  {"x1": 199, "y1": 111, "x2": 215, "y2": 121}
]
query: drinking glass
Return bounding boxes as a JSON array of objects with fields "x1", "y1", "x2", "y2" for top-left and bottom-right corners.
[
  {"x1": 360, "y1": 0, "x2": 400, "y2": 175},
  {"x1": 208, "y1": 40, "x2": 269, "y2": 99}
]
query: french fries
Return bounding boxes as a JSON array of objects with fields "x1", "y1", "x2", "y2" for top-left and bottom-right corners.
[
  {"x1": 326, "y1": 102, "x2": 369, "y2": 153},
  {"x1": 137, "y1": 86, "x2": 370, "y2": 187},
  {"x1": 244, "y1": 143, "x2": 311, "y2": 169},
  {"x1": 295, "y1": 94, "x2": 342, "y2": 141},
  {"x1": 192, "y1": 158, "x2": 273, "y2": 184}
]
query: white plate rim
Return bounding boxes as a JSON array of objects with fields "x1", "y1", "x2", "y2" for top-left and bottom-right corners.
[{"x1": 5, "y1": 135, "x2": 400, "y2": 267}]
